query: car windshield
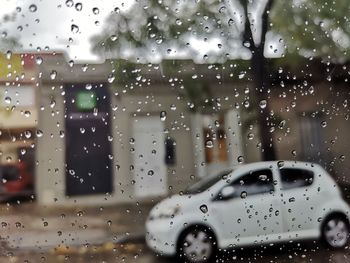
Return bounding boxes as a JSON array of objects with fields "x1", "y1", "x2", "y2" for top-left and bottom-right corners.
[{"x1": 184, "y1": 169, "x2": 233, "y2": 195}]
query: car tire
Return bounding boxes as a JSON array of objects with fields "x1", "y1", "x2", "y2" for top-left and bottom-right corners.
[
  {"x1": 177, "y1": 225, "x2": 217, "y2": 263},
  {"x1": 322, "y1": 215, "x2": 350, "y2": 249}
]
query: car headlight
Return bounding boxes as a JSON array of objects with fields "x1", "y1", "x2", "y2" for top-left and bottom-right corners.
[{"x1": 149, "y1": 206, "x2": 181, "y2": 220}]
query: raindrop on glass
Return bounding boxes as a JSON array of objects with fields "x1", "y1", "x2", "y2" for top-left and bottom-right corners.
[
  {"x1": 160, "y1": 111, "x2": 167, "y2": 121},
  {"x1": 29, "y1": 4, "x2": 37, "y2": 12},
  {"x1": 199, "y1": 204, "x2": 208, "y2": 213},
  {"x1": 75, "y1": 2, "x2": 82, "y2": 11}
]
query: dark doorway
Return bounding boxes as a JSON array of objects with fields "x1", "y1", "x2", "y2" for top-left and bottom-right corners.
[{"x1": 65, "y1": 83, "x2": 113, "y2": 196}]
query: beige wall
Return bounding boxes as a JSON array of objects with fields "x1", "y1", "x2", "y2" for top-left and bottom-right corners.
[
  {"x1": 270, "y1": 83, "x2": 350, "y2": 182},
  {"x1": 36, "y1": 84, "x2": 198, "y2": 205}
]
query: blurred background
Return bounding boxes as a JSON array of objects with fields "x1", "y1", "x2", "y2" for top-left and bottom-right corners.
[{"x1": 0, "y1": 0, "x2": 348, "y2": 262}]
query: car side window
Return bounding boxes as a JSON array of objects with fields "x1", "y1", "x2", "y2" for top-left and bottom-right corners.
[
  {"x1": 280, "y1": 168, "x2": 314, "y2": 190},
  {"x1": 216, "y1": 169, "x2": 274, "y2": 200}
]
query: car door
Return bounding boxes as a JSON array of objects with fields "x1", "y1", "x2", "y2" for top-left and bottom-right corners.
[
  {"x1": 210, "y1": 166, "x2": 284, "y2": 247},
  {"x1": 277, "y1": 166, "x2": 320, "y2": 239}
]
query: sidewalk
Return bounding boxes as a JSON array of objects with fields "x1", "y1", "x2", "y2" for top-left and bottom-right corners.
[{"x1": 0, "y1": 200, "x2": 155, "y2": 251}]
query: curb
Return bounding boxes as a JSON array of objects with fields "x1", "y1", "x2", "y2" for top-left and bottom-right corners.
[{"x1": 3, "y1": 232, "x2": 146, "y2": 255}]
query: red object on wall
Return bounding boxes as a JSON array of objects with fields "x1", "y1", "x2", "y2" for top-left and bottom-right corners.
[{"x1": 1, "y1": 162, "x2": 32, "y2": 194}]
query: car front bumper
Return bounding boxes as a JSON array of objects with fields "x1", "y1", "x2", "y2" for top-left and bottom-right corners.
[{"x1": 145, "y1": 218, "x2": 178, "y2": 256}]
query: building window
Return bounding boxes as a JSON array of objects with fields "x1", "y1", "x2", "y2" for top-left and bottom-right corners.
[{"x1": 203, "y1": 114, "x2": 228, "y2": 164}]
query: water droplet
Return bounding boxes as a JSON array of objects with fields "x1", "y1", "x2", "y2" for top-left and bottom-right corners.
[
  {"x1": 228, "y1": 18, "x2": 234, "y2": 26},
  {"x1": 170, "y1": 104, "x2": 176, "y2": 111},
  {"x1": 259, "y1": 174, "x2": 268, "y2": 181},
  {"x1": 278, "y1": 120, "x2": 286, "y2": 129},
  {"x1": 219, "y1": 6, "x2": 226, "y2": 13},
  {"x1": 29, "y1": 4, "x2": 37, "y2": 12},
  {"x1": 199, "y1": 204, "x2": 208, "y2": 213},
  {"x1": 321, "y1": 121, "x2": 327, "y2": 128},
  {"x1": 50, "y1": 99, "x2": 56, "y2": 108},
  {"x1": 24, "y1": 110, "x2": 31, "y2": 117},
  {"x1": 65, "y1": 0, "x2": 74, "y2": 7},
  {"x1": 240, "y1": 191, "x2": 247, "y2": 199},
  {"x1": 77, "y1": 211, "x2": 83, "y2": 217},
  {"x1": 237, "y1": 156, "x2": 244, "y2": 164},
  {"x1": 243, "y1": 100, "x2": 250, "y2": 108},
  {"x1": 148, "y1": 170, "x2": 154, "y2": 176},
  {"x1": 4, "y1": 97, "x2": 11, "y2": 104},
  {"x1": 175, "y1": 19, "x2": 182, "y2": 25},
  {"x1": 75, "y1": 2, "x2": 82, "y2": 11},
  {"x1": 160, "y1": 111, "x2": 167, "y2": 121},
  {"x1": 50, "y1": 70, "x2": 57, "y2": 80},
  {"x1": 85, "y1": 83, "x2": 92, "y2": 90},
  {"x1": 110, "y1": 35, "x2": 118, "y2": 41},
  {"x1": 71, "y1": 24, "x2": 79, "y2": 33},
  {"x1": 308, "y1": 86, "x2": 314, "y2": 94},
  {"x1": 92, "y1": 7, "x2": 99, "y2": 14},
  {"x1": 36, "y1": 56, "x2": 43, "y2": 65},
  {"x1": 24, "y1": 130, "x2": 32, "y2": 139},
  {"x1": 238, "y1": 72, "x2": 246, "y2": 79},
  {"x1": 277, "y1": 160, "x2": 284, "y2": 168},
  {"x1": 36, "y1": 130, "x2": 43, "y2": 138},
  {"x1": 259, "y1": 100, "x2": 267, "y2": 109},
  {"x1": 247, "y1": 133, "x2": 254, "y2": 140},
  {"x1": 205, "y1": 140, "x2": 214, "y2": 148},
  {"x1": 107, "y1": 74, "x2": 115, "y2": 83}
]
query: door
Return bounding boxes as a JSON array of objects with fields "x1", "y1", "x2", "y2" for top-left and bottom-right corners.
[
  {"x1": 278, "y1": 166, "x2": 319, "y2": 238},
  {"x1": 132, "y1": 116, "x2": 167, "y2": 198},
  {"x1": 211, "y1": 167, "x2": 283, "y2": 247},
  {"x1": 65, "y1": 84, "x2": 113, "y2": 196}
]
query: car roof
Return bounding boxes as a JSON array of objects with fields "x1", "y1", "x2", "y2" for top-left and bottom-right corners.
[{"x1": 231, "y1": 161, "x2": 322, "y2": 173}]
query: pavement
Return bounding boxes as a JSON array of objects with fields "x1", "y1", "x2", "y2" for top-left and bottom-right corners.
[{"x1": 0, "y1": 198, "x2": 155, "y2": 252}]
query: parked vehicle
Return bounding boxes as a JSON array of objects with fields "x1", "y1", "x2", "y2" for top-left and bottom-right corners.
[{"x1": 146, "y1": 161, "x2": 350, "y2": 263}]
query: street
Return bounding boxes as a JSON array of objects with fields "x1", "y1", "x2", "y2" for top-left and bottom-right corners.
[{"x1": 2, "y1": 242, "x2": 350, "y2": 263}]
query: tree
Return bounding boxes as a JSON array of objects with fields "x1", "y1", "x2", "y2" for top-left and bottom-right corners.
[
  {"x1": 0, "y1": 10, "x2": 21, "y2": 52},
  {"x1": 91, "y1": 0, "x2": 350, "y2": 161}
]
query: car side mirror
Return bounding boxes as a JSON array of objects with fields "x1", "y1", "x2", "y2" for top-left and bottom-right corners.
[{"x1": 220, "y1": 185, "x2": 235, "y2": 199}]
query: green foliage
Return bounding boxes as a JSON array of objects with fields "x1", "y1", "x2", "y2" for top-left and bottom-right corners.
[
  {"x1": 0, "y1": 36, "x2": 21, "y2": 52},
  {"x1": 271, "y1": 0, "x2": 350, "y2": 61},
  {"x1": 91, "y1": 0, "x2": 242, "y2": 60},
  {"x1": 111, "y1": 60, "x2": 138, "y2": 84},
  {"x1": 92, "y1": 0, "x2": 350, "y2": 63}
]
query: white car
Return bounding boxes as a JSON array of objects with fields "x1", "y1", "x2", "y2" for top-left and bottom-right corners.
[{"x1": 145, "y1": 161, "x2": 350, "y2": 263}]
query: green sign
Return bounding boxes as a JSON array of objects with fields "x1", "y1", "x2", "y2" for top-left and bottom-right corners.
[{"x1": 76, "y1": 91, "x2": 97, "y2": 110}]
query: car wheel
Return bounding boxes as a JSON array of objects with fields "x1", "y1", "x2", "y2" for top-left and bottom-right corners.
[
  {"x1": 177, "y1": 226, "x2": 217, "y2": 263},
  {"x1": 322, "y1": 216, "x2": 349, "y2": 249}
]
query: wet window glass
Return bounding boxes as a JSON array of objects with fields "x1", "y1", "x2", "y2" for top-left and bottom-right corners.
[{"x1": 0, "y1": 0, "x2": 349, "y2": 262}]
